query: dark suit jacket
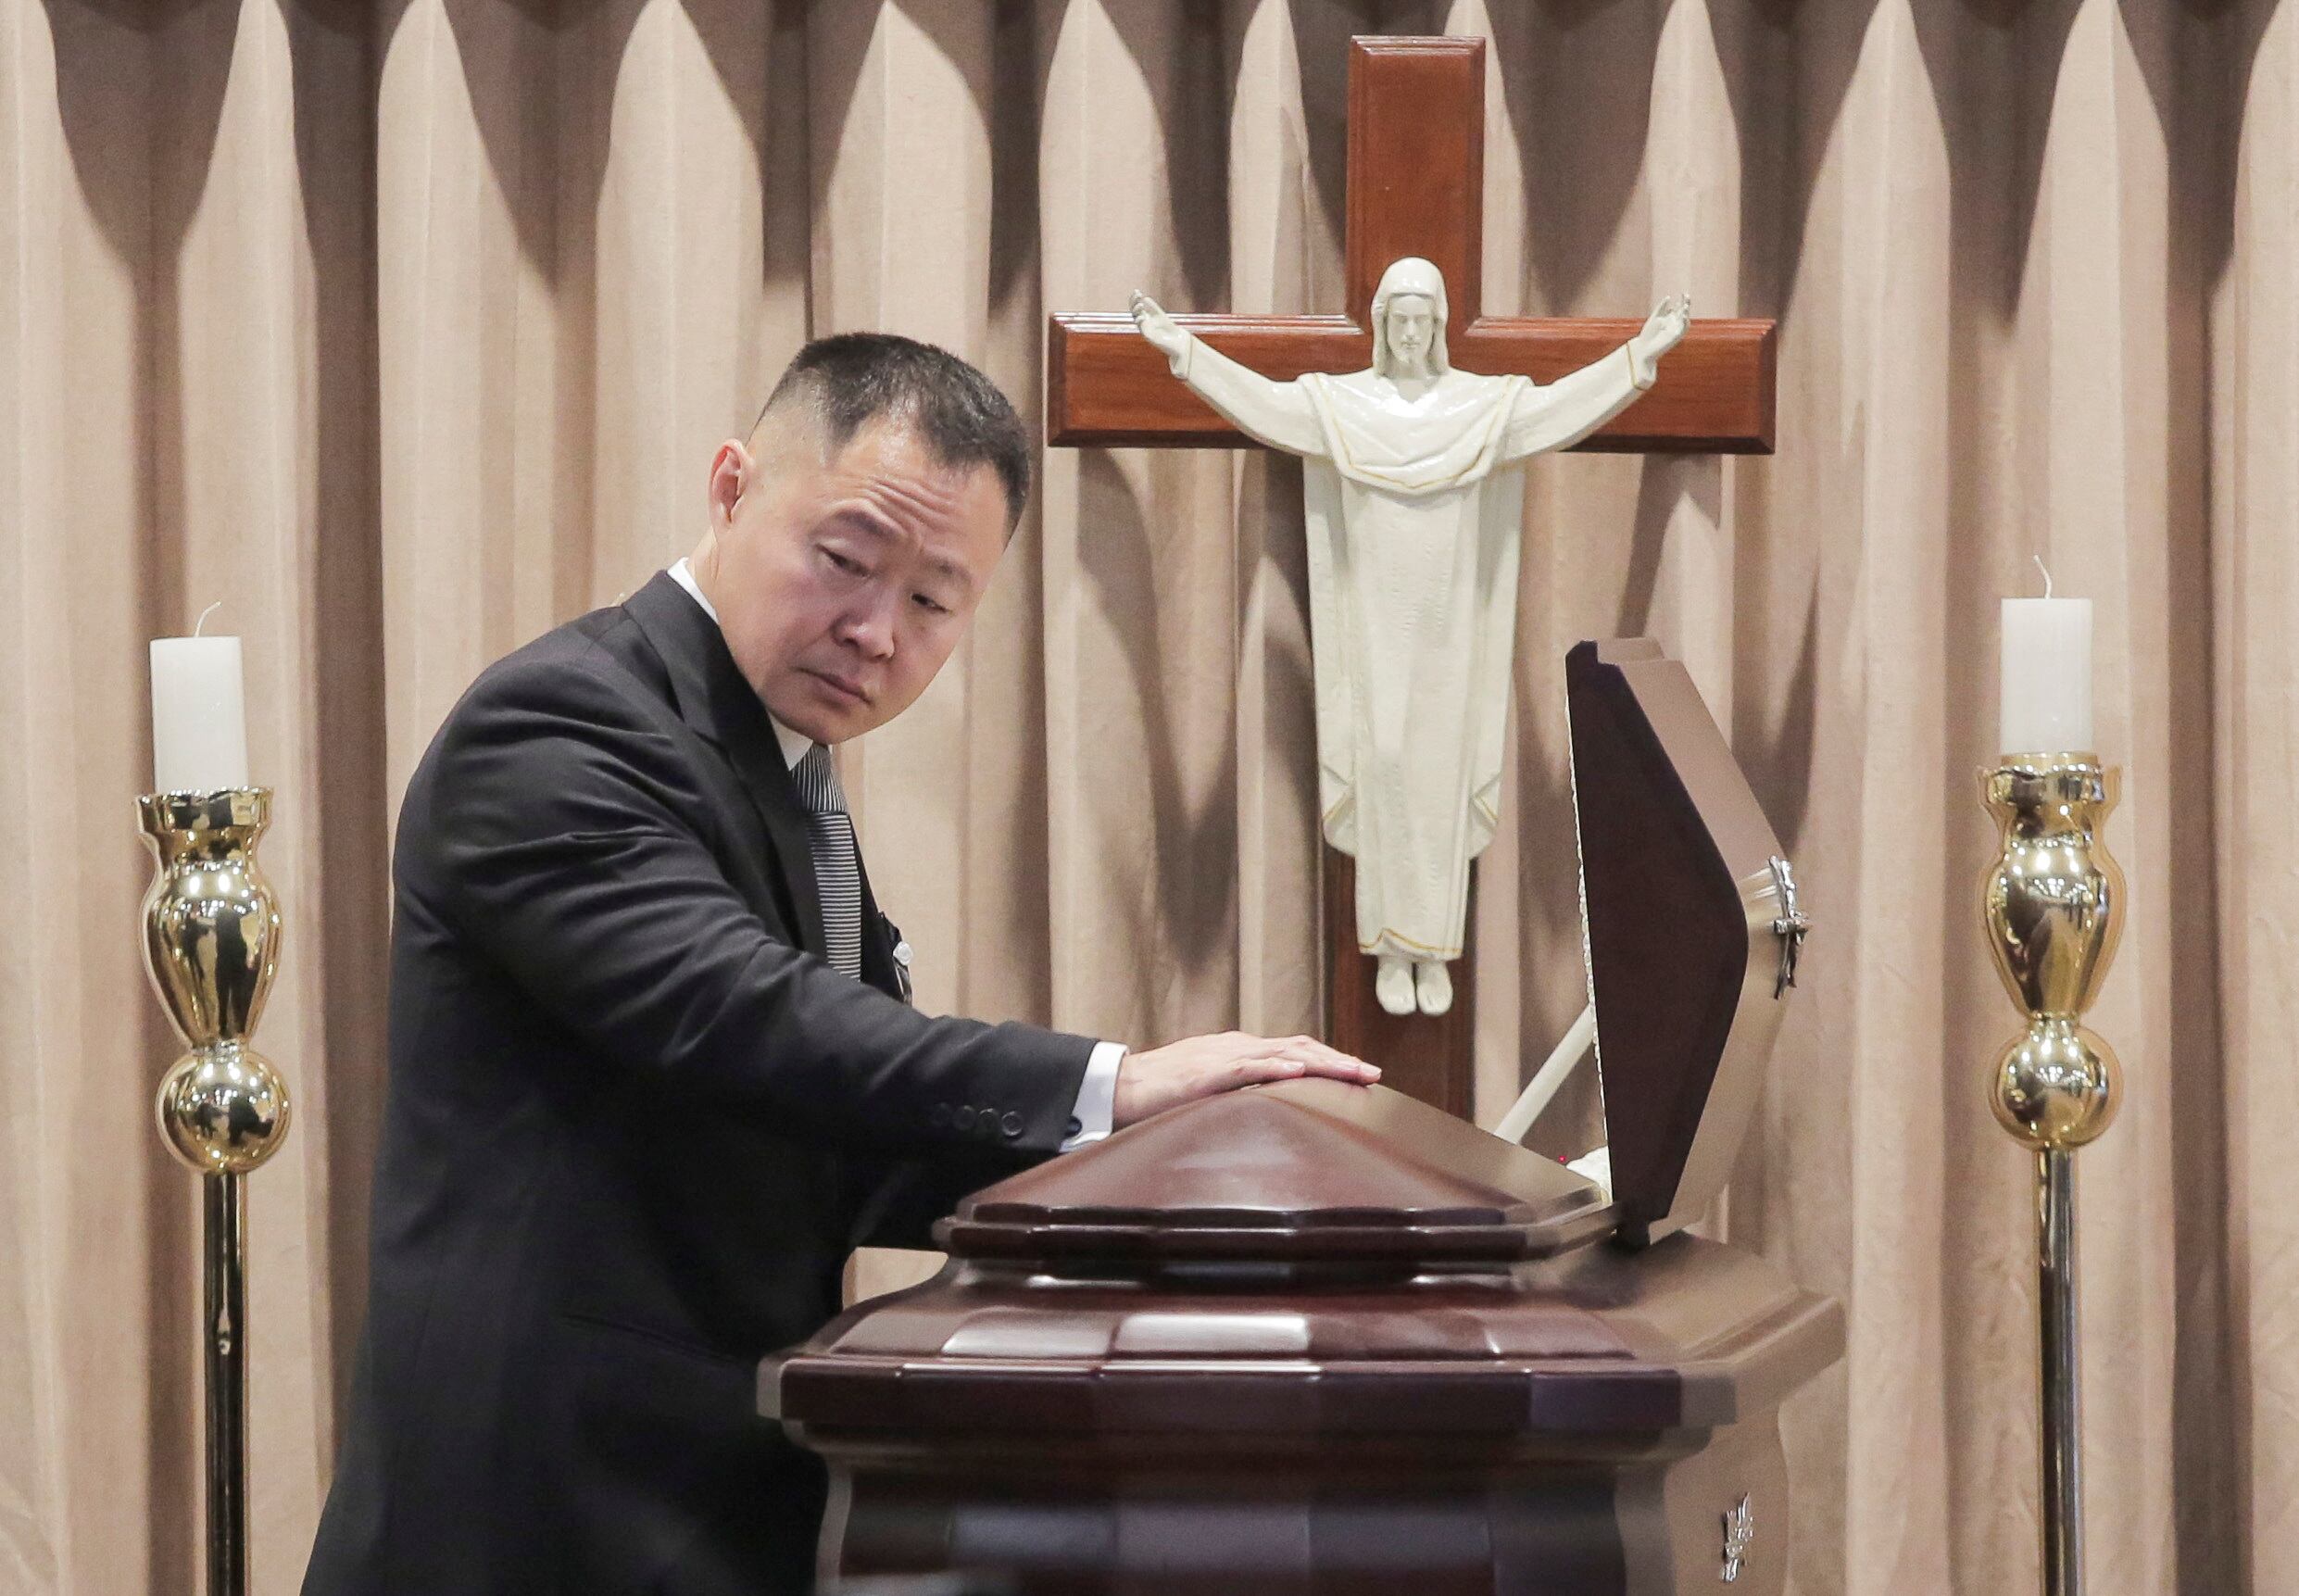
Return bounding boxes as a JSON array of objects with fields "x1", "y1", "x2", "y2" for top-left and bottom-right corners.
[{"x1": 303, "y1": 573, "x2": 1095, "y2": 1596}]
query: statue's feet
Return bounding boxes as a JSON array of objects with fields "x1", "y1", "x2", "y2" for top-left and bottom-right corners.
[
  {"x1": 1414, "y1": 960, "x2": 1454, "y2": 1016},
  {"x1": 1375, "y1": 956, "x2": 1416, "y2": 1016}
]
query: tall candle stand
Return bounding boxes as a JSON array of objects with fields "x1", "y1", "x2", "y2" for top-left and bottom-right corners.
[
  {"x1": 138, "y1": 788, "x2": 290, "y2": 1596},
  {"x1": 1979, "y1": 755, "x2": 2123, "y2": 1596}
]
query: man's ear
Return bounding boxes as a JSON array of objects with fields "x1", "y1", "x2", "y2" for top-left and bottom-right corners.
[{"x1": 707, "y1": 438, "x2": 751, "y2": 529}]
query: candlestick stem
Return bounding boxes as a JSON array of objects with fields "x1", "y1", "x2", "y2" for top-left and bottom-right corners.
[
  {"x1": 203, "y1": 1171, "x2": 249, "y2": 1596},
  {"x1": 2038, "y1": 1148, "x2": 2081, "y2": 1596}
]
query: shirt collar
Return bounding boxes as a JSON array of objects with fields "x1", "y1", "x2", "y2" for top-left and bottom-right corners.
[{"x1": 666, "y1": 558, "x2": 813, "y2": 770}]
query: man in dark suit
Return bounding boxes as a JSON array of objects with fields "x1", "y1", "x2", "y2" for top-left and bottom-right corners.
[{"x1": 302, "y1": 334, "x2": 1376, "y2": 1596}]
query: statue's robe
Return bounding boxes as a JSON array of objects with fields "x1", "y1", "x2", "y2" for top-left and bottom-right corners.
[{"x1": 1172, "y1": 337, "x2": 1651, "y2": 964}]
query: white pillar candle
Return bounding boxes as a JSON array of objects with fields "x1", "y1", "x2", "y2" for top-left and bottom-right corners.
[
  {"x1": 1999, "y1": 597, "x2": 2092, "y2": 755},
  {"x1": 149, "y1": 635, "x2": 250, "y2": 792}
]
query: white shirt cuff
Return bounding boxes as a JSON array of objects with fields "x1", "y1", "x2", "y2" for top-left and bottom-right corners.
[{"x1": 1059, "y1": 1041, "x2": 1125, "y2": 1152}]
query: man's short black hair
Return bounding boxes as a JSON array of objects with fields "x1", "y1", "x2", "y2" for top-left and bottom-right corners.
[{"x1": 756, "y1": 333, "x2": 1032, "y2": 532}]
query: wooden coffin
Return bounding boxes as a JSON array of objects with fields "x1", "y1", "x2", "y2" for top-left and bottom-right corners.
[{"x1": 766, "y1": 1079, "x2": 1842, "y2": 1594}]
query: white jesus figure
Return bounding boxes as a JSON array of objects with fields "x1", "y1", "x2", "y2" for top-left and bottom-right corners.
[{"x1": 1132, "y1": 258, "x2": 1690, "y2": 1017}]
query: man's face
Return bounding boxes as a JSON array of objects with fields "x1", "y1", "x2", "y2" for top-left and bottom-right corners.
[
  {"x1": 1385, "y1": 294, "x2": 1437, "y2": 374},
  {"x1": 703, "y1": 416, "x2": 1011, "y2": 745}
]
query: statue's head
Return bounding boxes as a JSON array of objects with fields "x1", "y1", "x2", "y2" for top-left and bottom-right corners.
[{"x1": 1370, "y1": 257, "x2": 1450, "y2": 379}]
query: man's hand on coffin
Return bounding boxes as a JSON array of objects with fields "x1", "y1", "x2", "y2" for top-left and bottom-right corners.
[{"x1": 1113, "y1": 1033, "x2": 1379, "y2": 1129}]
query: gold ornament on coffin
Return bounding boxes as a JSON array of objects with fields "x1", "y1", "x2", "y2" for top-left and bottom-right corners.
[
  {"x1": 1979, "y1": 760, "x2": 2123, "y2": 1152},
  {"x1": 138, "y1": 788, "x2": 291, "y2": 1174}
]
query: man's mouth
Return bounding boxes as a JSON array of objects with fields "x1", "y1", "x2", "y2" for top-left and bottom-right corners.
[{"x1": 806, "y1": 669, "x2": 871, "y2": 705}]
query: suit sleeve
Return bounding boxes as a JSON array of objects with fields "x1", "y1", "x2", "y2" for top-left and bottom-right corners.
[
  {"x1": 406, "y1": 652, "x2": 1095, "y2": 1158},
  {"x1": 843, "y1": 1150, "x2": 1020, "y2": 1251}
]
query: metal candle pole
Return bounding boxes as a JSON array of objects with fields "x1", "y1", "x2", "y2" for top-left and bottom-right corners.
[
  {"x1": 1979, "y1": 757, "x2": 2124, "y2": 1596},
  {"x1": 138, "y1": 788, "x2": 291, "y2": 1596}
]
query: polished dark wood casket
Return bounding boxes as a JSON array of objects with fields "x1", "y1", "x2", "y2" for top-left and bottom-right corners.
[{"x1": 764, "y1": 641, "x2": 1842, "y2": 1594}]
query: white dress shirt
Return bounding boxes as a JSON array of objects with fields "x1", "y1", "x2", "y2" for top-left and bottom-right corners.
[{"x1": 664, "y1": 559, "x2": 1121, "y2": 1150}]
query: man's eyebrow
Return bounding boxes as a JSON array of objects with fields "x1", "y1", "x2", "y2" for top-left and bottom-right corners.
[
  {"x1": 827, "y1": 507, "x2": 900, "y2": 544},
  {"x1": 828, "y1": 509, "x2": 975, "y2": 590}
]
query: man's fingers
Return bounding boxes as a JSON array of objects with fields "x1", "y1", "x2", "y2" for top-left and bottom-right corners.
[
  {"x1": 1285, "y1": 1036, "x2": 1374, "y2": 1073},
  {"x1": 1229, "y1": 1053, "x2": 1305, "y2": 1087},
  {"x1": 1291, "y1": 1049, "x2": 1380, "y2": 1084},
  {"x1": 1261, "y1": 1037, "x2": 1380, "y2": 1085},
  {"x1": 1123, "y1": 1032, "x2": 1383, "y2": 1125}
]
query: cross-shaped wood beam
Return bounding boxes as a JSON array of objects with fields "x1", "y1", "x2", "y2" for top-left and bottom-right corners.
[
  {"x1": 1048, "y1": 38, "x2": 1776, "y2": 455},
  {"x1": 1044, "y1": 36, "x2": 1778, "y2": 1119}
]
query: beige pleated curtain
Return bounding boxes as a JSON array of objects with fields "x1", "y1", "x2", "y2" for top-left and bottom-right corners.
[{"x1": 2, "y1": 1, "x2": 2290, "y2": 1590}]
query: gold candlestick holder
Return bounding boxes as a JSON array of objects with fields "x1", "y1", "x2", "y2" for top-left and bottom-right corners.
[
  {"x1": 138, "y1": 788, "x2": 290, "y2": 1596},
  {"x1": 1979, "y1": 755, "x2": 2124, "y2": 1596}
]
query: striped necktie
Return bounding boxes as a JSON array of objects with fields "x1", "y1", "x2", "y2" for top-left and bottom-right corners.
[{"x1": 790, "y1": 743, "x2": 863, "y2": 979}]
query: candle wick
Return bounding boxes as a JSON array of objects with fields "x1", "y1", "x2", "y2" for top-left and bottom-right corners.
[
  {"x1": 2031, "y1": 556, "x2": 2054, "y2": 599},
  {"x1": 194, "y1": 601, "x2": 222, "y2": 638}
]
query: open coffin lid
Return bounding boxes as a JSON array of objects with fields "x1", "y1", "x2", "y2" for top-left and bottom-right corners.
[{"x1": 1566, "y1": 637, "x2": 1799, "y2": 1247}]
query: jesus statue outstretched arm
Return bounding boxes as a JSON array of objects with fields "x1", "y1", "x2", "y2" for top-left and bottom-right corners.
[
  {"x1": 1500, "y1": 294, "x2": 1692, "y2": 460},
  {"x1": 1129, "y1": 292, "x2": 1328, "y2": 458},
  {"x1": 1129, "y1": 291, "x2": 1354, "y2": 885}
]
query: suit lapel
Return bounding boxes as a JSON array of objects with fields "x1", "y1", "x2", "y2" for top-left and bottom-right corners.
[{"x1": 623, "y1": 572, "x2": 830, "y2": 961}]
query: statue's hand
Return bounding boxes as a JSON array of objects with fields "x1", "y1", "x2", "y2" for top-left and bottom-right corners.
[
  {"x1": 1130, "y1": 290, "x2": 1189, "y2": 366},
  {"x1": 1628, "y1": 293, "x2": 1690, "y2": 387},
  {"x1": 1638, "y1": 293, "x2": 1691, "y2": 358}
]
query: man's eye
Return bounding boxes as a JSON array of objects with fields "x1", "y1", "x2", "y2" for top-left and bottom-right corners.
[
  {"x1": 912, "y1": 593, "x2": 950, "y2": 616},
  {"x1": 823, "y1": 548, "x2": 866, "y2": 575}
]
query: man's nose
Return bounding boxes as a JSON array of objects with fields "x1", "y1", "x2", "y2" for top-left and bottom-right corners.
[{"x1": 836, "y1": 586, "x2": 899, "y2": 660}]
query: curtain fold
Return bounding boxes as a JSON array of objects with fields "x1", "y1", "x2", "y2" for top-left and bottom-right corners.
[{"x1": 0, "y1": 2, "x2": 2282, "y2": 1590}]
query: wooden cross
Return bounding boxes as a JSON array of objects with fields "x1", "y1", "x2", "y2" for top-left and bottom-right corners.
[{"x1": 1045, "y1": 35, "x2": 1777, "y2": 1120}]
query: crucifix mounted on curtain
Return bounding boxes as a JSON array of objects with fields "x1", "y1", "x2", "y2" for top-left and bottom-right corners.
[{"x1": 1046, "y1": 35, "x2": 1777, "y2": 1117}]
